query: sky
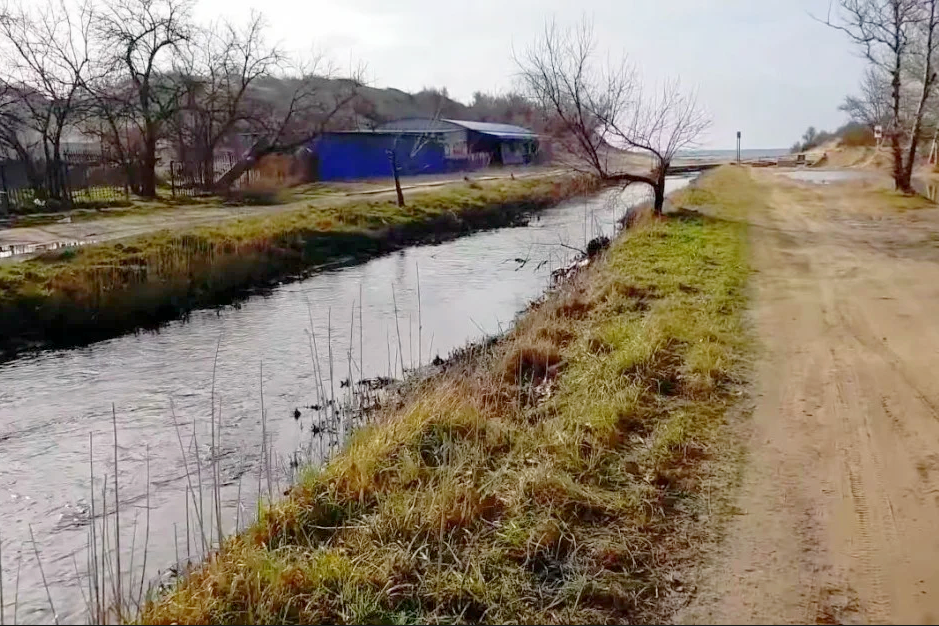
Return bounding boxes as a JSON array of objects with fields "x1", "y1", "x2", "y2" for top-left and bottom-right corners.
[{"x1": 191, "y1": 0, "x2": 866, "y2": 150}]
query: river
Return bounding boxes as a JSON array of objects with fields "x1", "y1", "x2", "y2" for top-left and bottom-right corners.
[{"x1": 0, "y1": 176, "x2": 691, "y2": 623}]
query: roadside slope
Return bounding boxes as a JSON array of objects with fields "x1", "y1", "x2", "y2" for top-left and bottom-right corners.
[{"x1": 681, "y1": 169, "x2": 939, "y2": 624}]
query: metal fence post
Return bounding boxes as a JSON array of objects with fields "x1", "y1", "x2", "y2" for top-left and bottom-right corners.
[
  {"x1": 64, "y1": 160, "x2": 74, "y2": 207},
  {"x1": 170, "y1": 161, "x2": 176, "y2": 198},
  {"x1": 0, "y1": 162, "x2": 9, "y2": 215}
]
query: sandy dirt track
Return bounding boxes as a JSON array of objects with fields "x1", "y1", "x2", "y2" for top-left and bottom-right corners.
[
  {"x1": 681, "y1": 169, "x2": 939, "y2": 625},
  {"x1": 0, "y1": 168, "x2": 564, "y2": 256}
]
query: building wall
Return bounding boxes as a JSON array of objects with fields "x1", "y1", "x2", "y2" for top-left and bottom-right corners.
[{"x1": 311, "y1": 133, "x2": 448, "y2": 181}]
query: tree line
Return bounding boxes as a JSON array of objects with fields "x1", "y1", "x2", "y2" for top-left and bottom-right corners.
[
  {"x1": 0, "y1": 3, "x2": 708, "y2": 212},
  {"x1": 790, "y1": 121, "x2": 876, "y2": 153},
  {"x1": 0, "y1": 0, "x2": 362, "y2": 198}
]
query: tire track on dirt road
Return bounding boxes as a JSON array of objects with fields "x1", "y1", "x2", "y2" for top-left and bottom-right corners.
[{"x1": 679, "y1": 168, "x2": 939, "y2": 625}]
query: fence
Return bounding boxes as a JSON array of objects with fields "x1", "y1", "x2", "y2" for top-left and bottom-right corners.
[
  {"x1": 169, "y1": 153, "x2": 261, "y2": 198},
  {"x1": 0, "y1": 152, "x2": 129, "y2": 214}
]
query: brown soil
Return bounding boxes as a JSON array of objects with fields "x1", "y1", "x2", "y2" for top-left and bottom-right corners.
[{"x1": 680, "y1": 169, "x2": 939, "y2": 625}]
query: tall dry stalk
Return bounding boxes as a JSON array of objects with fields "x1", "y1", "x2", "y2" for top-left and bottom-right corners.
[
  {"x1": 392, "y1": 289, "x2": 404, "y2": 377},
  {"x1": 184, "y1": 491, "x2": 191, "y2": 563},
  {"x1": 111, "y1": 404, "x2": 121, "y2": 618},
  {"x1": 100, "y1": 476, "x2": 108, "y2": 622},
  {"x1": 1, "y1": 529, "x2": 4, "y2": 626},
  {"x1": 215, "y1": 398, "x2": 224, "y2": 545},
  {"x1": 11, "y1": 551, "x2": 20, "y2": 626},
  {"x1": 28, "y1": 526, "x2": 57, "y2": 625},
  {"x1": 190, "y1": 425, "x2": 206, "y2": 551},
  {"x1": 171, "y1": 401, "x2": 207, "y2": 551},
  {"x1": 136, "y1": 450, "x2": 151, "y2": 609},
  {"x1": 416, "y1": 262, "x2": 422, "y2": 367},
  {"x1": 173, "y1": 524, "x2": 179, "y2": 572},
  {"x1": 88, "y1": 434, "x2": 101, "y2": 622},
  {"x1": 260, "y1": 361, "x2": 272, "y2": 502},
  {"x1": 235, "y1": 456, "x2": 245, "y2": 533},
  {"x1": 346, "y1": 302, "x2": 355, "y2": 440},
  {"x1": 359, "y1": 284, "x2": 364, "y2": 384},
  {"x1": 327, "y1": 308, "x2": 336, "y2": 453},
  {"x1": 211, "y1": 336, "x2": 224, "y2": 545}
]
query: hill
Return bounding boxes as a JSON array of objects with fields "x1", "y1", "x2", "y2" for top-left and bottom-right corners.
[{"x1": 250, "y1": 75, "x2": 543, "y2": 132}]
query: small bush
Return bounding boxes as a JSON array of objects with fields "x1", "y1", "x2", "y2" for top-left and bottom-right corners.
[{"x1": 223, "y1": 184, "x2": 285, "y2": 206}]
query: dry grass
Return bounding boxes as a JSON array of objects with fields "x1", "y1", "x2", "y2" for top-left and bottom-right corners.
[
  {"x1": 0, "y1": 175, "x2": 596, "y2": 354},
  {"x1": 140, "y1": 166, "x2": 756, "y2": 625}
]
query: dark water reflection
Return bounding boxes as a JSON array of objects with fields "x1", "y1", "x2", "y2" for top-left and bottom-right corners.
[{"x1": 0, "y1": 176, "x2": 691, "y2": 623}]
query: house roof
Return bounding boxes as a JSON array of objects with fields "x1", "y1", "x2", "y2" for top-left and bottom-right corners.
[
  {"x1": 374, "y1": 118, "x2": 537, "y2": 139},
  {"x1": 443, "y1": 119, "x2": 537, "y2": 139}
]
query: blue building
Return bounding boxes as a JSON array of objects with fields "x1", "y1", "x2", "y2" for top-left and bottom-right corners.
[{"x1": 304, "y1": 119, "x2": 538, "y2": 181}]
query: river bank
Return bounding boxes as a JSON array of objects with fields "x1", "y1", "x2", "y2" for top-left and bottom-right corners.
[
  {"x1": 0, "y1": 175, "x2": 595, "y2": 359},
  {"x1": 3, "y1": 177, "x2": 694, "y2": 624},
  {"x1": 139, "y1": 166, "x2": 755, "y2": 624}
]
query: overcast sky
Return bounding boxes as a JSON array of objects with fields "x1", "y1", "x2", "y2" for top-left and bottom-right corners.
[{"x1": 192, "y1": 0, "x2": 865, "y2": 149}]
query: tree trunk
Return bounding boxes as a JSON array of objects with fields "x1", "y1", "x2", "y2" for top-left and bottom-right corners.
[
  {"x1": 141, "y1": 131, "x2": 158, "y2": 198},
  {"x1": 904, "y1": 3, "x2": 937, "y2": 192},
  {"x1": 890, "y1": 21, "x2": 906, "y2": 191},
  {"x1": 391, "y1": 150, "x2": 405, "y2": 207},
  {"x1": 652, "y1": 172, "x2": 666, "y2": 216},
  {"x1": 202, "y1": 153, "x2": 215, "y2": 190}
]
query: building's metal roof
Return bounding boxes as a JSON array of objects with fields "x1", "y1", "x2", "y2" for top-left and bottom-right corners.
[
  {"x1": 443, "y1": 119, "x2": 537, "y2": 139},
  {"x1": 374, "y1": 118, "x2": 537, "y2": 139}
]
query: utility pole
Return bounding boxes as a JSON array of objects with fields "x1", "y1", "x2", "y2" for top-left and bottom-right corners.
[{"x1": 736, "y1": 131, "x2": 742, "y2": 163}]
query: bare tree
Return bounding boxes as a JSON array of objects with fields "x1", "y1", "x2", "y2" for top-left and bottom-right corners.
[
  {"x1": 172, "y1": 12, "x2": 281, "y2": 186},
  {"x1": 516, "y1": 18, "x2": 709, "y2": 214},
  {"x1": 251, "y1": 59, "x2": 363, "y2": 154},
  {"x1": 384, "y1": 107, "x2": 447, "y2": 207},
  {"x1": 840, "y1": 67, "x2": 893, "y2": 131},
  {"x1": 215, "y1": 55, "x2": 364, "y2": 189},
  {"x1": 0, "y1": 0, "x2": 94, "y2": 199},
  {"x1": 825, "y1": 0, "x2": 939, "y2": 191},
  {"x1": 92, "y1": 0, "x2": 192, "y2": 197}
]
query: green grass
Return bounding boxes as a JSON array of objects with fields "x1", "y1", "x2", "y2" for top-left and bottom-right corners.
[
  {"x1": 139, "y1": 166, "x2": 757, "y2": 624},
  {"x1": 0, "y1": 176, "x2": 595, "y2": 355},
  {"x1": 875, "y1": 188, "x2": 935, "y2": 211}
]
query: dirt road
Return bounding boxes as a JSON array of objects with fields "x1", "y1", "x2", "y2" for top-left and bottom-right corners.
[
  {"x1": 682, "y1": 169, "x2": 939, "y2": 625},
  {"x1": 0, "y1": 168, "x2": 563, "y2": 259}
]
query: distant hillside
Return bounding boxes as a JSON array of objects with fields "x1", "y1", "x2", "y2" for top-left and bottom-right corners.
[
  {"x1": 250, "y1": 76, "x2": 544, "y2": 132},
  {"x1": 790, "y1": 121, "x2": 875, "y2": 153}
]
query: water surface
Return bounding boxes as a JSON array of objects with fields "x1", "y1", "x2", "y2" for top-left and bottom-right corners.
[{"x1": 0, "y1": 176, "x2": 691, "y2": 623}]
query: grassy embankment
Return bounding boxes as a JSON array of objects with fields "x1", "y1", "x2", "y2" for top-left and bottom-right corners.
[
  {"x1": 140, "y1": 166, "x2": 758, "y2": 624},
  {"x1": 0, "y1": 176, "x2": 594, "y2": 355}
]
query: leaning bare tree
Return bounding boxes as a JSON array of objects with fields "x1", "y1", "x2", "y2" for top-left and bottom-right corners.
[
  {"x1": 826, "y1": 0, "x2": 939, "y2": 191},
  {"x1": 213, "y1": 54, "x2": 364, "y2": 189},
  {"x1": 172, "y1": 11, "x2": 281, "y2": 187},
  {"x1": 516, "y1": 18, "x2": 709, "y2": 214}
]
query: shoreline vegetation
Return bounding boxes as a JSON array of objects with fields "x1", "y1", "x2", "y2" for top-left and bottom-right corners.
[
  {"x1": 139, "y1": 166, "x2": 756, "y2": 625},
  {"x1": 0, "y1": 175, "x2": 596, "y2": 360}
]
